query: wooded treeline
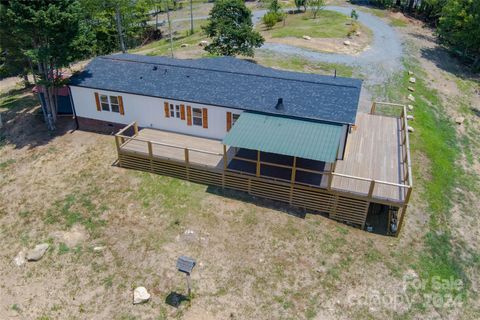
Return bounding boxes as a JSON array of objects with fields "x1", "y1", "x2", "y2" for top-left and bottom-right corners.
[{"x1": 360, "y1": 0, "x2": 480, "y2": 68}]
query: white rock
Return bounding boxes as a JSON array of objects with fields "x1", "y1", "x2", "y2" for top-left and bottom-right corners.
[
  {"x1": 355, "y1": 31, "x2": 361, "y2": 36},
  {"x1": 302, "y1": 35, "x2": 311, "y2": 40},
  {"x1": 180, "y1": 43, "x2": 189, "y2": 48},
  {"x1": 343, "y1": 40, "x2": 351, "y2": 46},
  {"x1": 26, "y1": 243, "x2": 49, "y2": 261},
  {"x1": 408, "y1": 71, "x2": 414, "y2": 75},
  {"x1": 407, "y1": 104, "x2": 414, "y2": 111},
  {"x1": 407, "y1": 94, "x2": 415, "y2": 102},
  {"x1": 93, "y1": 246, "x2": 106, "y2": 252},
  {"x1": 133, "y1": 287, "x2": 150, "y2": 304},
  {"x1": 13, "y1": 250, "x2": 26, "y2": 266},
  {"x1": 407, "y1": 126, "x2": 415, "y2": 133},
  {"x1": 198, "y1": 40, "x2": 208, "y2": 47},
  {"x1": 406, "y1": 115, "x2": 414, "y2": 121},
  {"x1": 408, "y1": 86, "x2": 415, "y2": 92},
  {"x1": 455, "y1": 117, "x2": 465, "y2": 125},
  {"x1": 409, "y1": 77, "x2": 416, "y2": 83}
]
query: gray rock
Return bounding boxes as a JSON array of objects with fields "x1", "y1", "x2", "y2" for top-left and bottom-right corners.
[
  {"x1": 407, "y1": 104, "x2": 414, "y2": 111},
  {"x1": 180, "y1": 43, "x2": 189, "y2": 48},
  {"x1": 343, "y1": 40, "x2": 351, "y2": 46},
  {"x1": 407, "y1": 126, "x2": 415, "y2": 133},
  {"x1": 26, "y1": 243, "x2": 49, "y2": 261},
  {"x1": 406, "y1": 115, "x2": 414, "y2": 121},
  {"x1": 408, "y1": 71, "x2": 414, "y2": 76},
  {"x1": 407, "y1": 94, "x2": 415, "y2": 102},
  {"x1": 93, "y1": 246, "x2": 106, "y2": 252},
  {"x1": 455, "y1": 117, "x2": 465, "y2": 125},
  {"x1": 13, "y1": 250, "x2": 26, "y2": 266},
  {"x1": 302, "y1": 35, "x2": 312, "y2": 40},
  {"x1": 408, "y1": 86, "x2": 415, "y2": 92},
  {"x1": 409, "y1": 77, "x2": 416, "y2": 83},
  {"x1": 198, "y1": 40, "x2": 208, "y2": 47},
  {"x1": 133, "y1": 287, "x2": 150, "y2": 304}
]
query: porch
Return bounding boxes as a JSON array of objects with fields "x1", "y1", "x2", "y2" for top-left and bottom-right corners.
[{"x1": 114, "y1": 102, "x2": 413, "y2": 235}]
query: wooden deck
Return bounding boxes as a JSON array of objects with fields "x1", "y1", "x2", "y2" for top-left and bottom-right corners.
[{"x1": 332, "y1": 113, "x2": 406, "y2": 202}]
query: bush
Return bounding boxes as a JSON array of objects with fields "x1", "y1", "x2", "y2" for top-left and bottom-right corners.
[
  {"x1": 263, "y1": 12, "x2": 278, "y2": 29},
  {"x1": 347, "y1": 22, "x2": 359, "y2": 37}
]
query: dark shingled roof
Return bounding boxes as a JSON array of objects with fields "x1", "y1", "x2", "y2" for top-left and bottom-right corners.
[{"x1": 69, "y1": 54, "x2": 362, "y2": 124}]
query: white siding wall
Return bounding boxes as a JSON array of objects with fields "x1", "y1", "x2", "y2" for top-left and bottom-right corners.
[{"x1": 70, "y1": 86, "x2": 243, "y2": 140}]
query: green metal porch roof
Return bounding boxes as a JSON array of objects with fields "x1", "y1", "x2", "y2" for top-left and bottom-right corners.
[{"x1": 222, "y1": 112, "x2": 344, "y2": 163}]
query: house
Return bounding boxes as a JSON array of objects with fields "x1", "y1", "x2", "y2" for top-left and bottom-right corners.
[{"x1": 69, "y1": 54, "x2": 413, "y2": 236}]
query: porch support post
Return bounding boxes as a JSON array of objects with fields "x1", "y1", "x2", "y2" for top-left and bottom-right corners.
[
  {"x1": 134, "y1": 121, "x2": 139, "y2": 135},
  {"x1": 256, "y1": 150, "x2": 261, "y2": 177},
  {"x1": 368, "y1": 180, "x2": 376, "y2": 198},
  {"x1": 184, "y1": 148, "x2": 190, "y2": 180},
  {"x1": 148, "y1": 141, "x2": 153, "y2": 172},
  {"x1": 289, "y1": 157, "x2": 297, "y2": 204},
  {"x1": 223, "y1": 145, "x2": 227, "y2": 170},
  {"x1": 395, "y1": 187, "x2": 412, "y2": 237}
]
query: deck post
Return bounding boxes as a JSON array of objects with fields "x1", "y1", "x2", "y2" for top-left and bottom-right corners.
[
  {"x1": 395, "y1": 187, "x2": 412, "y2": 237},
  {"x1": 133, "y1": 122, "x2": 139, "y2": 135},
  {"x1": 115, "y1": 135, "x2": 122, "y2": 166},
  {"x1": 222, "y1": 145, "x2": 227, "y2": 189},
  {"x1": 184, "y1": 148, "x2": 190, "y2": 180},
  {"x1": 370, "y1": 102, "x2": 376, "y2": 114},
  {"x1": 368, "y1": 180, "x2": 375, "y2": 198},
  {"x1": 148, "y1": 141, "x2": 153, "y2": 172},
  {"x1": 327, "y1": 172, "x2": 334, "y2": 190},
  {"x1": 256, "y1": 150, "x2": 261, "y2": 177},
  {"x1": 289, "y1": 157, "x2": 297, "y2": 204}
]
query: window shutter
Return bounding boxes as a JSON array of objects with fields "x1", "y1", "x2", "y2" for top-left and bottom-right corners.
[
  {"x1": 202, "y1": 108, "x2": 208, "y2": 128},
  {"x1": 164, "y1": 102, "x2": 169, "y2": 118},
  {"x1": 187, "y1": 106, "x2": 192, "y2": 126},
  {"x1": 118, "y1": 96, "x2": 125, "y2": 115},
  {"x1": 94, "y1": 92, "x2": 101, "y2": 111},
  {"x1": 226, "y1": 112, "x2": 232, "y2": 131},
  {"x1": 180, "y1": 104, "x2": 185, "y2": 120}
]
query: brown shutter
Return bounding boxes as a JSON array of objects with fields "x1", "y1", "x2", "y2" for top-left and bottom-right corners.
[
  {"x1": 180, "y1": 104, "x2": 185, "y2": 120},
  {"x1": 202, "y1": 108, "x2": 208, "y2": 128},
  {"x1": 164, "y1": 102, "x2": 169, "y2": 118},
  {"x1": 187, "y1": 106, "x2": 192, "y2": 125},
  {"x1": 94, "y1": 92, "x2": 101, "y2": 111},
  {"x1": 118, "y1": 96, "x2": 125, "y2": 115},
  {"x1": 226, "y1": 112, "x2": 232, "y2": 131}
]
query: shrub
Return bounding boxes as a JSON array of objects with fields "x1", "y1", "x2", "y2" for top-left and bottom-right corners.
[{"x1": 263, "y1": 12, "x2": 278, "y2": 29}]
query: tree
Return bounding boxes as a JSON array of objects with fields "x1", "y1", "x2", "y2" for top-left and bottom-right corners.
[
  {"x1": 0, "y1": 0, "x2": 93, "y2": 130},
  {"x1": 310, "y1": 0, "x2": 325, "y2": 19},
  {"x1": 294, "y1": 0, "x2": 307, "y2": 12},
  {"x1": 203, "y1": 0, "x2": 264, "y2": 57}
]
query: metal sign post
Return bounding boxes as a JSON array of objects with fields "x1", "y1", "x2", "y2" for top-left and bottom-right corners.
[{"x1": 176, "y1": 255, "x2": 196, "y2": 298}]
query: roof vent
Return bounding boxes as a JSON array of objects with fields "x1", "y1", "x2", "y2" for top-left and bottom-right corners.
[
  {"x1": 275, "y1": 98, "x2": 284, "y2": 111},
  {"x1": 153, "y1": 66, "x2": 158, "y2": 71}
]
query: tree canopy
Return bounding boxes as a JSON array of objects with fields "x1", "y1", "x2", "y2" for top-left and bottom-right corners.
[{"x1": 203, "y1": 0, "x2": 264, "y2": 57}]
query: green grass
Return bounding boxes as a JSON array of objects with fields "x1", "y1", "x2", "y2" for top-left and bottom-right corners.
[
  {"x1": 263, "y1": 11, "x2": 352, "y2": 39},
  {"x1": 0, "y1": 159, "x2": 15, "y2": 170},
  {"x1": 257, "y1": 53, "x2": 354, "y2": 78},
  {"x1": 58, "y1": 243, "x2": 70, "y2": 255},
  {"x1": 0, "y1": 87, "x2": 38, "y2": 111},
  {"x1": 390, "y1": 18, "x2": 407, "y2": 27}
]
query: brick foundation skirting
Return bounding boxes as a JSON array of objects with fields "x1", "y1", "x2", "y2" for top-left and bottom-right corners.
[{"x1": 77, "y1": 117, "x2": 125, "y2": 134}]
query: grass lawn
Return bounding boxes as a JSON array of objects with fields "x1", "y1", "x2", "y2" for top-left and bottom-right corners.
[{"x1": 262, "y1": 11, "x2": 352, "y2": 39}]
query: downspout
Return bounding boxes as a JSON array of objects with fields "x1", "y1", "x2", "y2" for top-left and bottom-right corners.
[{"x1": 67, "y1": 86, "x2": 79, "y2": 130}]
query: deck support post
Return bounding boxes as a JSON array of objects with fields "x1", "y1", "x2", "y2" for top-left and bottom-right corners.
[
  {"x1": 133, "y1": 122, "x2": 139, "y2": 135},
  {"x1": 256, "y1": 150, "x2": 261, "y2": 177},
  {"x1": 115, "y1": 135, "x2": 122, "y2": 166},
  {"x1": 148, "y1": 141, "x2": 153, "y2": 172},
  {"x1": 368, "y1": 180, "x2": 375, "y2": 198},
  {"x1": 395, "y1": 187, "x2": 412, "y2": 237},
  {"x1": 289, "y1": 157, "x2": 297, "y2": 204},
  {"x1": 327, "y1": 173, "x2": 333, "y2": 190},
  {"x1": 222, "y1": 145, "x2": 227, "y2": 189},
  {"x1": 184, "y1": 148, "x2": 190, "y2": 180},
  {"x1": 370, "y1": 102, "x2": 376, "y2": 114}
]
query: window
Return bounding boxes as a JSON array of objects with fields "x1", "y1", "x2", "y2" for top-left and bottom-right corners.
[
  {"x1": 232, "y1": 113, "x2": 240, "y2": 125},
  {"x1": 100, "y1": 95, "x2": 110, "y2": 111},
  {"x1": 192, "y1": 108, "x2": 203, "y2": 126},
  {"x1": 110, "y1": 96, "x2": 119, "y2": 113},
  {"x1": 100, "y1": 94, "x2": 120, "y2": 113},
  {"x1": 169, "y1": 104, "x2": 181, "y2": 118}
]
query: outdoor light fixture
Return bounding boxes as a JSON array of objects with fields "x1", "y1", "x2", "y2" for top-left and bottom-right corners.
[{"x1": 176, "y1": 255, "x2": 196, "y2": 297}]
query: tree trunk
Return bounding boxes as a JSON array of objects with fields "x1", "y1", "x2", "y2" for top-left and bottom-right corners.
[{"x1": 115, "y1": 5, "x2": 126, "y2": 53}]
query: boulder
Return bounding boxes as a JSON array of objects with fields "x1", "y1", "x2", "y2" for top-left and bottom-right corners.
[
  {"x1": 455, "y1": 117, "x2": 465, "y2": 125},
  {"x1": 343, "y1": 40, "x2": 351, "y2": 46},
  {"x1": 407, "y1": 126, "x2": 415, "y2": 133},
  {"x1": 302, "y1": 35, "x2": 312, "y2": 40},
  {"x1": 93, "y1": 246, "x2": 106, "y2": 252},
  {"x1": 408, "y1": 86, "x2": 415, "y2": 92},
  {"x1": 133, "y1": 287, "x2": 151, "y2": 304},
  {"x1": 407, "y1": 94, "x2": 415, "y2": 102},
  {"x1": 406, "y1": 115, "x2": 414, "y2": 121},
  {"x1": 13, "y1": 250, "x2": 26, "y2": 266},
  {"x1": 198, "y1": 40, "x2": 208, "y2": 47},
  {"x1": 355, "y1": 31, "x2": 361, "y2": 36},
  {"x1": 408, "y1": 71, "x2": 414, "y2": 76},
  {"x1": 409, "y1": 77, "x2": 416, "y2": 84},
  {"x1": 407, "y1": 104, "x2": 414, "y2": 111},
  {"x1": 180, "y1": 43, "x2": 189, "y2": 48},
  {"x1": 26, "y1": 243, "x2": 49, "y2": 261}
]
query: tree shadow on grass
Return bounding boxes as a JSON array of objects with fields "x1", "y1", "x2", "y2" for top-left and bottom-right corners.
[{"x1": 0, "y1": 87, "x2": 76, "y2": 150}]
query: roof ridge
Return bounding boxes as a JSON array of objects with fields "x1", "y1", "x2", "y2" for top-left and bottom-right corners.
[{"x1": 99, "y1": 55, "x2": 361, "y2": 90}]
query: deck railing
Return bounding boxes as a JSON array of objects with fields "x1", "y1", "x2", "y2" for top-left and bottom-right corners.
[{"x1": 114, "y1": 121, "x2": 412, "y2": 205}]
